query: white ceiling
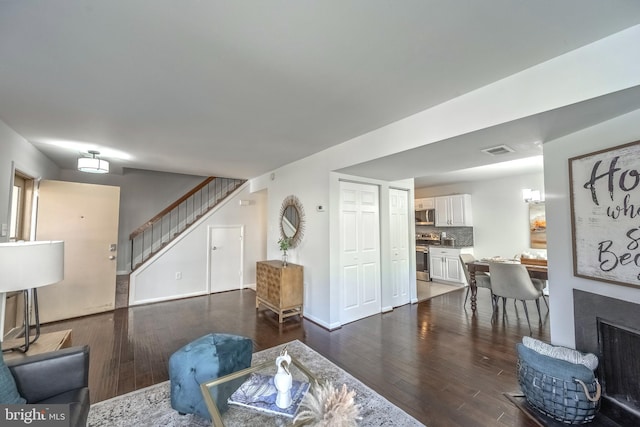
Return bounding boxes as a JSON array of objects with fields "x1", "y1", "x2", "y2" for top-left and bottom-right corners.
[{"x1": 1, "y1": 1, "x2": 640, "y2": 184}]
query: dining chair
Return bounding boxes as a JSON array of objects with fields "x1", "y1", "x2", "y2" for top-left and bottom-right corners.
[
  {"x1": 488, "y1": 262, "x2": 544, "y2": 334},
  {"x1": 531, "y1": 278, "x2": 549, "y2": 310},
  {"x1": 460, "y1": 254, "x2": 492, "y2": 307}
]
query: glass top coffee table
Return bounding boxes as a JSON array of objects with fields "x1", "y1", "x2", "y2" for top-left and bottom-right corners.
[{"x1": 200, "y1": 356, "x2": 319, "y2": 426}]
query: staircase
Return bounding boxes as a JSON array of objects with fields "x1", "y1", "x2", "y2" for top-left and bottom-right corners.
[{"x1": 129, "y1": 176, "x2": 245, "y2": 271}]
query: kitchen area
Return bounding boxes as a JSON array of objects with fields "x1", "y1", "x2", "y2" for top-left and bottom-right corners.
[{"x1": 415, "y1": 194, "x2": 475, "y2": 301}]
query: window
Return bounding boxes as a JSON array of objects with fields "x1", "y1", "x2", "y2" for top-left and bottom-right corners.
[{"x1": 9, "y1": 171, "x2": 34, "y2": 241}]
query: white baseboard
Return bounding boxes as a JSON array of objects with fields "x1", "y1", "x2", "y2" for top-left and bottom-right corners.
[
  {"x1": 302, "y1": 312, "x2": 340, "y2": 330},
  {"x1": 129, "y1": 290, "x2": 208, "y2": 307}
]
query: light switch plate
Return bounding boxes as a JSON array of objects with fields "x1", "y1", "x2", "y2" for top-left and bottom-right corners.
[{"x1": 1, "y1": 223, "x2": 7, "y2": 237}]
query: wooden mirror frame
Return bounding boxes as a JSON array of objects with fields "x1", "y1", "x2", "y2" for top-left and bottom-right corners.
[{"x1": 279, "y1": 195, "x2": 305, "y2": 248}]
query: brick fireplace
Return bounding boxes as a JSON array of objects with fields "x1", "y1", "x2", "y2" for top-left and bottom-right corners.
[{"x1": 574, "y1": 290, "x2": 640, "y2": 424}]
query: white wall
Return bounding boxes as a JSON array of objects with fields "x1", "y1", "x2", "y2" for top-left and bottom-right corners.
[
  {"x1": 129, "y1": 184, "x2": 266, "y2": 305},
  {"x1": 252, "y1": 151, "x2": 334, "y2": 326},
  {"x1": 59, "y1": 168, "x2": 206, "y2": 272},
  {"x1": 415, "y1": 172, "x2": 546, "y2": 259},
  {"x1": 544, "y1": 108, "x2": 640, "y2": 348},
  {"x1": 0, "y1": 119, "x2": 60, "y2": 242}
]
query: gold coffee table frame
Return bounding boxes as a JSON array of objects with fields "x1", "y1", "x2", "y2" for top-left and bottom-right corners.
[{"x1": 200, "y1": 356, "x2": 319, "y2": 427}]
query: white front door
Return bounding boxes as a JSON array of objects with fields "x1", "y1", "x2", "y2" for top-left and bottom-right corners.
[
  {"x1": 340, "y1": 181, "x2": 381, "y2": 324},
  {"x1": 389, "y1": 188, "x2": 410, "y2": 307},
  {"x1": 209, "y1": 225, "x2": 243, "y2": 293}
]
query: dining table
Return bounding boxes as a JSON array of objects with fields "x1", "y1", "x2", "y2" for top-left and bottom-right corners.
[{"x1": 466, "y1": 260, "x2": 548, "y2": 311}]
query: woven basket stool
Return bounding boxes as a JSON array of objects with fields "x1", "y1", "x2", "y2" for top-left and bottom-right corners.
[{"x1": 516, "y1": 343, "x2": 600, "y2": 424}]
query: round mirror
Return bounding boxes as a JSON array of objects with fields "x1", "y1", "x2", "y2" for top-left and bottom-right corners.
[{"x1": 279, "y1": 195, "x2": 305, "y2": 248}]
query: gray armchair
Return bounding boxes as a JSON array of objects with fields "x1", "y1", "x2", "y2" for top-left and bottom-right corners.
[{"x1": 7, "y1": 345, "x2": 90, "y2": 427}]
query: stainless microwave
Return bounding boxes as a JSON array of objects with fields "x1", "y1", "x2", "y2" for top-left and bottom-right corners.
[{"x1": 416, "y1": 209, "x2": 435, "y2": 225}]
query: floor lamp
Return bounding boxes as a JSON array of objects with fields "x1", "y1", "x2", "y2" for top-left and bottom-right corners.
[{"x1": 0, "y1": 240, "x2": 64, "y2": 352}]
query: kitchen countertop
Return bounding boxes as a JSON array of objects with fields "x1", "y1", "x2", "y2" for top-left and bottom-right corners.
[
  {"x1": 417, "y1": 238, "x2": 441, "y2": 245},
  {"x1": 416, "y1": 244, "x2": 473, "y2": 250}
]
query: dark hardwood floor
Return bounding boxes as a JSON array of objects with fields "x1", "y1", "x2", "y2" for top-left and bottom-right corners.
[{"x1": 40, "y1": 285, "x2": 549, "y2": 426}]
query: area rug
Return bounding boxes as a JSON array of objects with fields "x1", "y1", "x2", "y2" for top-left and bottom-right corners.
[{"x1": 88, "y1": 340, "x2": 424, "y2": 426}]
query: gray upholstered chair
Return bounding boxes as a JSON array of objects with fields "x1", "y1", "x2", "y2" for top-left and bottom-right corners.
[
  {"x1": 488, "y1": 262, "x2": 544, "y2": 334},
  {"x1": 460, "y1": 254, "x2": 492, "y2": 307},
  {"x1": 530, "y1": 278, "x2": 549, "y2": 310}
]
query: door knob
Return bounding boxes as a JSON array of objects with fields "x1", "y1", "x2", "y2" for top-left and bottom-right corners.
[
  {"x1": 109, "y1": 255, "x2": 115, "y2": 260},
  {"x1": 212, "y1": 246, "x2": 218, "y2": 251}
]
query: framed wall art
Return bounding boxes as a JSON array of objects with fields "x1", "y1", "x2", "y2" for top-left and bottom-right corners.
[
  {"x1": 569, "y1": 140, "x2": 640, "y2": 288},
  {"x1": 529, "y1": 203, "x2": 546, "y2": 249}
]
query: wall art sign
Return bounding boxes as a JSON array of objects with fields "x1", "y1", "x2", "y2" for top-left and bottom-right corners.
[{"x1": 569, "y1": 140, "x2": 640, "y2": 288}]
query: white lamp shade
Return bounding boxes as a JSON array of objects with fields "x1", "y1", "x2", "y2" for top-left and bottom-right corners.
[
  {"x1": 78, "y1": 157, "x2": 109, "y2": 173},
  {"x1": 0, "y1": 241, "x2": 64, "y2": 292}
]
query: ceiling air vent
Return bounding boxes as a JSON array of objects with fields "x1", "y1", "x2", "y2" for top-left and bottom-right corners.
[{"x1": 481, "y1": 145, "x2": 515, "y2": 156}]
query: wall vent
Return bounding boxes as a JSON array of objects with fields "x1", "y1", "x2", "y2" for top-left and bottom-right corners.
[{"x1": 481, "y1": 145, "x2": 515, "y2": 156}]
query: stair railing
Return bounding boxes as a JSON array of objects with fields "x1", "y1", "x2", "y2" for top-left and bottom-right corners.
[{"x1": 129, "y1": 176, "x2": 245, "y2": 271}]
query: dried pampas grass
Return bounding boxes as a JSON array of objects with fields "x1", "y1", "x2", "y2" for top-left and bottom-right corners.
[{"x1": 294, "y1": 381, "x2": 361, "y2": 427}]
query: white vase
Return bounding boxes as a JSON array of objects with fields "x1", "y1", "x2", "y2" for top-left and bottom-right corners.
[{"x1": 282, "y1": 251, "x2": 288, "y2": 267}]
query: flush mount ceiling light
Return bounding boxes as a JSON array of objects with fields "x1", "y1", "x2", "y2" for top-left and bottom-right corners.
[{"x1": 77, "y1": 150, "x2": 109, "y2": 174}]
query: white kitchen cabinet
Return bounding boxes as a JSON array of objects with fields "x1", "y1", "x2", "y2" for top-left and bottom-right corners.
[
  {"x1": 429, "y1": 247, "x2": 473, "y2": 284},
  {"x1": 415, "y1": 197, "x2": 434, "y2": 210},
  {"x1": 435, "y1": 194, "x2": 472, "y2": 226}
]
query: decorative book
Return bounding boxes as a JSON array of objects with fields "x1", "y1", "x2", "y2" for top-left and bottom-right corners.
[{"x1": 227, "y1": 372, "x2": 310, "y2": 418}]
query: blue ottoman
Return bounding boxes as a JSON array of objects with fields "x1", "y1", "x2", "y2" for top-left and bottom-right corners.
[{"x1": 169, "y1": 333, "x2": 253, "y2": 420}]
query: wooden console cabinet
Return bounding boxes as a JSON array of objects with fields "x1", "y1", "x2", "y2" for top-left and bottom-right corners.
[{"x1": 256, "y1": 260, "x2": 303, "y2": 323}]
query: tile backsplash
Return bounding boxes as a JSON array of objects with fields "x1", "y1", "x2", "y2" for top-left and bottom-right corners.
[{"x1": 416, "y1": 226, "x2": 474, "y2": 247}]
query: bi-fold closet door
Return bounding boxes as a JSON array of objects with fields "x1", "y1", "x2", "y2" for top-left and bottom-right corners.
[{"x1": 339, "y1": 181, "x2": 381, "y2": 324}]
